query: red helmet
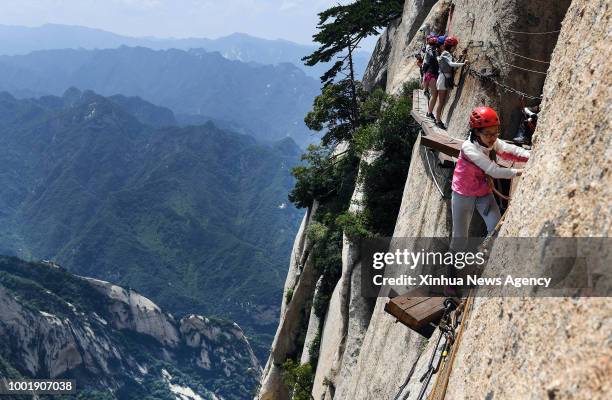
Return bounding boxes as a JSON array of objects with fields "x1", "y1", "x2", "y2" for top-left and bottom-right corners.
[
  {"x1": 470, "y1": 106, "x2": 500, "y2": 128},
  {"x1": 445, "y1": 35, "x2": 459, "y2": 47},
  {"x1": 426, "y1": 35, "x2": 438, "y2": 45}
]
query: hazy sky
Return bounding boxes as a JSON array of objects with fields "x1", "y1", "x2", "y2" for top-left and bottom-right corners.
[{"x1": 0, "y1": 0, "x2": 379, "y2": 49}]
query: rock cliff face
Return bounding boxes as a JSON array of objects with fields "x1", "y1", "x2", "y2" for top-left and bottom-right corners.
[
  {"x1": 259, "y1": 205, "x2": 320, "y2": 399},
  {"x1": 259, "y1": 0, "x2": 610, "y2": 399},
  {"x1": 445, "y1": 1, "x2": 611, "y2": 398},
  {"x1": 0, "y1": 256, "x2": 261, "y2": 400}
]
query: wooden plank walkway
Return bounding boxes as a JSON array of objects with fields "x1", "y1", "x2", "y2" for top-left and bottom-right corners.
[
  {"x1": 385, "y1": 288, "x2": 461, "y2": 337},
  {"x1": 411, "y1": 90, "x2": 463, "y2": 159}
]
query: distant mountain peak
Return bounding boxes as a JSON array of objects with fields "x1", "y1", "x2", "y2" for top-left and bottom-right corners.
[
  {"x1": 0, "y1": 23, "x2": 371, "y2": 80},
  {"x1": 62, "y1": 86, "x2": 82, "y2": 100}
]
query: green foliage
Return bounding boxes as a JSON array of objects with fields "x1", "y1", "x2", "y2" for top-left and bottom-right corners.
[
  {"x1": 75, "y1": 391, "x2": 116, "y2": 400},
  {"x1": 288, "y1": 80, "x2": 421, "y2": 348},
  {"x1": 304, "y1": 81, "x2": 368, "y2": 146},
  {"x1": 304, "y1": 0, "x2": 405, "y2": 84},
  {"x1": 0, "y1": 257, "x2": 112, "y2": 320},
  {"x1": 356, "y1": 79, "x2": 421, "y2": 235},
  {"x1": 307, "y1": 326, "x2": 322, "y2": 368},
  {"x1": 0, "y1": 354, "x2": 22, "y2": 379},
  {"x1": 0, "y1": 92, "x2": 304, "y2": 361},
  {"x1": 309, "y1": 213, "x2": 346, "y2": 321},
  {"x1": 306, "y1": 222, "x2": 329, "y2": 244},
  {"x1": 289, "y1": 144, "x2": 360, "y2": 210},
  {"x1": 336, "y1": 210, "x2": 372, "y2": 241},
  {"x1": 285, "y1": 287, "x2": 294, "y2": 304},
  {"x1": 289, "y1": 145, "x2": 334, "y2": 208},
  {"x1": 289, "y1": 145, "x2": 359, "y2": 326},
  {"x1": 303, "y1": 0, "x2": 405, "y2": 163},
  {"x1": 282, "y1": 359, "x2": 315, "y2": 400},
  {"x1": 304, "y1": 80, "x2": 389, "y2": 148}
]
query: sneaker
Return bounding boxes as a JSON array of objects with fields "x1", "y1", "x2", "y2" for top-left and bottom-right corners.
[
  {"x1": 426, "y1": 112, "x2": 435, "y2": 119},
  {"x1": 436, "y1": 120, "x2": 447, "y2": 130}
]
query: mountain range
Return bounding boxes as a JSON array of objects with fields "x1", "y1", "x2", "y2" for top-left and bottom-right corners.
[
  {"x1": 0, "y1": 24, "x2": 371, "y2": 80},
  {"x1": 0, "y1": 45, "x2": 321, "y2": 147},
  {"x1": 0, "y1": 89, "x2": 303, "y2": 361}
]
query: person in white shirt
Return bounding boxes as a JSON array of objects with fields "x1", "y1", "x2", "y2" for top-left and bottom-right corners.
[{"x1": 450, "y1": 106, "x2": 530, "y2": 252}]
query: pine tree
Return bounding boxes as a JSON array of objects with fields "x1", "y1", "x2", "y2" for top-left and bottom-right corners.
[{"x1": 303, "y1": 0, "x2": 404, "y2": 131}]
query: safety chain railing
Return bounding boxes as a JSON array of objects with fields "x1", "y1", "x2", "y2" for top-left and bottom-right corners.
[
  {"x1": 392, "y1": 298, "x2": 462, "y2": 400},
  {"x1": 467, "y1": 67, "x2": 543, "y2": 100},
  {"x1": 505, "y1": 28, "x2": 561, "y2": 35}
]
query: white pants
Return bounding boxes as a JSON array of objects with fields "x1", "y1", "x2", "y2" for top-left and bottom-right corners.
[{"x1": 450, "y1": 191, "x2": 501, "y2": 250}]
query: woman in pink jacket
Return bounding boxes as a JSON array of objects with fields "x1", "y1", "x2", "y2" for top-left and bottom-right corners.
[{"x1": 450, "y1": 106, "x2": 530, "y2": 250}]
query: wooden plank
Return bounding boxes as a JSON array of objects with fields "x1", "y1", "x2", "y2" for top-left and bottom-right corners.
[
  {"x1": 393, "y1": 295, "x2": 430, "y2": 310},
  {"x1": 421, "y1": 133, "x2": 463, "y2": 158},
  {"x1": 405, "y1": 297, "x2": 446, "y2": 327},
  {"x1": 409, "y1": 298, "x2": 447, "y2": 325},
  {"x1": 384, "y1": 290, "x2": 450, "y2": 332},
  {"x1": 410, "y1": 89, "x2": 464, "y2": 158},
  {"x1": 384, "y1": 298, "x2": 426, "y2": 320}
]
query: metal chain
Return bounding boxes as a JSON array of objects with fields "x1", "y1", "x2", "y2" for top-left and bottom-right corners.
[
  {"x1": 499, "y1": 61, "x2": 548, "y2": 75},
  {"x1": 425, "y1": 147, "x2": 448, "y2": 200},
  {"x1": 415, "y1": 303, "x2": 457, "y2": 400},
  {"x1": 468, "y1": 67, "x2": 543, "y2": 100},
  {"x1": 505, "y1": 28, "x2": 561, "y2": 35},
  {"x1": 499, "y1": 48, "x2": 551, "y2": 64},
  {"x1": 393, "y1": 303, "x2": 456, "y2": 400},
  {"x1": 392, "y1": 353, "x2": 421, "y2": 400}
]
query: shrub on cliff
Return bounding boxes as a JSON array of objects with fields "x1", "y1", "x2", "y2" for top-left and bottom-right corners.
[
  {"x1": 356, "y1": 79, "x2": 421, "y2": 235},
  {"x1": 282, "y1": 359, "x2": 315, "y2": 400}
]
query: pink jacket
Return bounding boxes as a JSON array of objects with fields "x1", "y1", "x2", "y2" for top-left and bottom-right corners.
[{"x1": 452, "y1": 139, "x2": 530, "y2": 196}]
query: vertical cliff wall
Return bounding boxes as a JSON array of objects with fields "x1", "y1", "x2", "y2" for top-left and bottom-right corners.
[
  {"x1": 445, "y1": 1, "x2": 611, "y2": 398},
  {"x1": 259, "y1": 205, "x2": 319, "y2": 399},
  {"x1": 260, "y1": 0, "x2": 610, "y2": 398}
]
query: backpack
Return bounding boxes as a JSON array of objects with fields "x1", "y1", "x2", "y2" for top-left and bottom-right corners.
[{"x1": 424, "y1": 47, "x2": 439, "y2": 74}]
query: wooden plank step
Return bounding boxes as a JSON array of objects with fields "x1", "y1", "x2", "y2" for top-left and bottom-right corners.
[
  {"x1": 410, "y1": 90, "x2": 464, "y2": 158},
  {"x1": 421, "y1": 132, "x2": 463, "y2": 158},
  {"x1": 384, "y1": 289, "x2": 458, "y2": 337},
  {"x1": 385, "y1": 296, "x2": 446, "y2": 329}
]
